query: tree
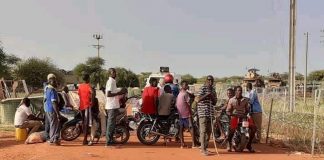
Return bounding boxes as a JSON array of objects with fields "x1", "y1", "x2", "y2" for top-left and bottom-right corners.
[
  {"x1": 308, "y1": 70, "x2": 324, "y2": 81},
  {"x1": 106, "y1": 67, "x2": 139, "y2": 88},
  {"x1": 138, "y1": 72, "x2": 151, "y2": 88},
  {"x1": 197, "y1": 76, "x2": 207, "y2": 84},
  {"x1": 0, "y1": 45, "x2": 20, "y2": 78},
  {"x1": 280, "y1": 72, "x2": 304, "y2": 81},
  {"x1": 296, "y1": 73, "x2": 304, "y2": 81},
  {"x1": 181, "y1": 74, "x2": 197, "y2": 85},
  {"x1": 13, "y1": 57, "x2": 64, "y2": 88},
  {"x1": 73, "y1": 57, "x2": 105, "y2": 86},
  {"x1": 280, "y1": 72, "x2": 289, "y2": 81}
]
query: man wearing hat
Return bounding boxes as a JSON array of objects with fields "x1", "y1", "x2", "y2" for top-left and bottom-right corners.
[{"x1": 44, "y1": 73, "x2": 61, "y2": 145}]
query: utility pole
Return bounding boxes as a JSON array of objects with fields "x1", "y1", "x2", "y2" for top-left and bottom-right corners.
[
  {"x1": 92, "y1": 34, "x2": 104, "y2": 88},
  {"x1": 289, "y1": 0, "x2": 297, "y2": 112},
  {"x1": 92, "y1": 34, "x2": 104, "y2": 58},
  {"x1": 304, "y1": 32, "x2": 309, "y2": 103}
]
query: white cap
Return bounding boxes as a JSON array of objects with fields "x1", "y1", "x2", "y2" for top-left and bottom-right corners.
[{"x1": 47, "y1": 73, "x2": 56, "y2": 80}]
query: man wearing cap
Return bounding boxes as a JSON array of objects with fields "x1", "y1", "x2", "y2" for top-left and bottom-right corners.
[
  {"x1": 44, "y1": 73, "x2": 56, "y2": 141},
  {"x1": 44, "y1": 73, "x2": 61, "y2": 145}
]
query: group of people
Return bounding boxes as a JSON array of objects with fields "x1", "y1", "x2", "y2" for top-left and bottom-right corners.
[
  {"x1": 140, "y1": 74, "x2": 263, "y2": 156},
  {"x1": 14, "y1": 68, "x2": 263, "y2": 156}
]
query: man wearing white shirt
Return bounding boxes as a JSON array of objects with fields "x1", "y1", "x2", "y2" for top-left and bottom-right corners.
[
  {"x1": 105, "y1": 68, "x2": 126, "y2": 147},
  {"x1": 14, "y1": 98, "x2": 42, "y2": 135}
]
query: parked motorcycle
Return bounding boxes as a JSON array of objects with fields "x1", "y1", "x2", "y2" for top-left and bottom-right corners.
[
  {"x1": 214, "y1": 109, "x2": 230, "y2": 144},
  {"x1": 60, "y1": 110, "x2": 82, "y2": 141},
  {"x1": 60, "y1": 95, "x2": 133, "y2": 144},
  {"x1": 127, "y1": 96, "x2": 144, "y2": 130},
  {"x1": 230, "y1": 114, "x2": 250, "y2": 152},
  {"x1": 136, "y1": 107, "x2": 180, "y2": 145}
]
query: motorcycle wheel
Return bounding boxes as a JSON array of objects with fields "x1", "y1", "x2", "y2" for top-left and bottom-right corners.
[
  {"x1": 113, "y1": 125, "x2": 130, "y2": 144},
  {"x1": 61, "y1": 125, "x2": 81, "y2": 141},
  {"x1": 233, "y1": 133, "x2": 248, "y2": 152},
  {"x1": 136, "y1": 121, "x2": 160, "y2": 145}
]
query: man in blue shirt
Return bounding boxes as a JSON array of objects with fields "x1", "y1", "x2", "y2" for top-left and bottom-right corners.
[
  {"x1": 45, "y1": 74, "x2": 61, "y2": 145},
  {"x1": 245, "y1": 82, "x2": 262, "y2": 143}
]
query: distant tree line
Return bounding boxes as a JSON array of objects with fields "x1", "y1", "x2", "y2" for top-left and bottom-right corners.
[{"x1": 1, "y1": 43, "x2": 324, "y2": 89}]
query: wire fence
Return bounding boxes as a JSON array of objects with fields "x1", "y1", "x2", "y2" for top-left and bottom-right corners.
[{"x1": 259, "y1": 87, "x2": 324, "y2": 156}]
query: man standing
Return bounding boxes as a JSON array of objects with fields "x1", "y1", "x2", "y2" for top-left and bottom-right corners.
[
  {"x1": 14, "y1": 98, "x2": 42, "y2": 135},
  {"x1": 176, "y1": 80, "x2": 198, "y2": 148},
  {"x1": 197, "y1": 75, "x2": 217, "y2": 156},
  {"x1": 245, "y1": 82, "x2": 262, "y2": 143},
  {"x1": 45, "y1": 74, "x2": 61, "y2": 145},
  {"x1": 78, "y1": 74, "x2": 93, "y2": 145},
  {"x1": 105, "y1": 68, "x2": 126, "y2": 147}
]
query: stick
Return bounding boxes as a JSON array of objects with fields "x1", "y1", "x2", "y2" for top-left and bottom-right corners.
[
  {"x1": 266, "y1": 98, "x2": 274, "y2": 144},
  {"x1": 210, "y1": 100, "x2": 219, "y2": 156}
]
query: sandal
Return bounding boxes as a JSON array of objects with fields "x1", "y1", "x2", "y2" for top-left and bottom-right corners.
[{"x1": 247, "y1": 146, "x2": 255, "y2": 153}]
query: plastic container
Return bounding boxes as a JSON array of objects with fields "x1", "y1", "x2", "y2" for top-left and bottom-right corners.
[{"x1": 15, "y1": 128, "x2": 27, "y2": 141}]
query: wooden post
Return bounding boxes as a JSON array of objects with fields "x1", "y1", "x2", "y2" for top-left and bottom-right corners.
[{"x1": 266, "y1": 98, "x2": 274, "y2": 144}]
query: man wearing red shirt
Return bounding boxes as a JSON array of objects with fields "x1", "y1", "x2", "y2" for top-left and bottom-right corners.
[
  {"x1": 78, "y1": 73, "x2": 93, "y2": 145},
  {"x1": 141, "y1": 78, "x2": 159, "y2": 115}
]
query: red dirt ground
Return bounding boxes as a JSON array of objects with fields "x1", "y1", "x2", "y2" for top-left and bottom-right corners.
[{"x1": 0, "y1": 131, "x2": 318, "y2": 160}]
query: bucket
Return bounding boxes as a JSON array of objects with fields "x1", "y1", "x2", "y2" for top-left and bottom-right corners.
[{"x1": 15, "y1": 128, "x2": 27, "y2": 141}]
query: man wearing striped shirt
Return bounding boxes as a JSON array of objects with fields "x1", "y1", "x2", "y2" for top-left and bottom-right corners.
[{"x1": 197, "y1": 75, "x2": 217, "y2": 156}]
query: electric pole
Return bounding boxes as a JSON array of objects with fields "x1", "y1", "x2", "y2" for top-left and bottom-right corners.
[
  {"x1": 92, "y1": 34, "x2": 103, "y2": 88},
  {"x1": 289, "y1": 0, "x2": 297, "y2": 112},
  {"x1": 92, "y1": 34, "x2": 103, "y2": 58},
  {"x1": 304, "y1": 32, "x2": 309, "y2": 103}
]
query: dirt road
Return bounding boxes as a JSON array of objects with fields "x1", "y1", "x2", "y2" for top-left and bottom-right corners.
[{"x1": 0, "y1": 131, "x2": 316, "y2": 160}]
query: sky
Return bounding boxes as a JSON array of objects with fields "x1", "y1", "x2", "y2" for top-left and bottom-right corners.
[{"x1": 0, "y1": 0, "x2": 324, "y2": 77}]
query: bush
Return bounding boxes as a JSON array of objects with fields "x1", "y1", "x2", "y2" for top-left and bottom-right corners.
[{"x1": 13, "y1": 57, "x2": 64, "y2": 88}]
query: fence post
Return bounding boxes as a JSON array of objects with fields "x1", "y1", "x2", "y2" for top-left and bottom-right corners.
[
  {"x1": 311, "y1": 89, "x2": 321, "y2": 156},
  {"x1": 266, "y1": 98, "x2": 274, "y2": 144},
  {"x1": 284, "y1": 88, "x2": 287, "y2": 112},
  {"x1": 261, "y1": 88, "x2": 266, "y2": 106}
]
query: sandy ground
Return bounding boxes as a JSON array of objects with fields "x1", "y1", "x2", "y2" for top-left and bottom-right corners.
[{"x1": 0, "y1": 131, "x2": 318, "y2": 160}]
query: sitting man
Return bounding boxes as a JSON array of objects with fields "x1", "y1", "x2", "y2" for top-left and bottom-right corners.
[
  {"x1": 14, "y1": 98, "x2": 43, "y2": 135},
  {"x1": 226, "y1": 86, "x2": 256, "y2": 152},
  {"x1": 158, "y1": 85, "x2": 175, "y2": 119},
  {"x1": 61, "y1": 86, "x2": 73, "y2": 111},
  {"x1": 141, "y1": 78, "x2": 159, "y2": 117}
]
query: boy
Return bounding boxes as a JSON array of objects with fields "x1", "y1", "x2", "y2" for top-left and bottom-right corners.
[
  {"x1": 78, "y1": 73, "x2": 93, "y2": 145},
  {"x1": 176, "y1": 80, "x2": 197, "y2": 148}
]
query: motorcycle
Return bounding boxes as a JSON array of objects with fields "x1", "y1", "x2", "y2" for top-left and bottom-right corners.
[
  {"x1": 61, "y1": 95, "x2": 133, "y2": 144},
  {"x1": 230, "y1": 114, "x2": 250, "y2": 152},
  {"x1": 136, "y1": 107, "x2": 180, "y2": 145},
  {"x1": 60, "y1": 110, "x2": 83, "y2": 141},
  {"x1": 214, "y1": 109, "x2": 230, "y2": 144},
  {"x1": 125, "y1": 96, "x2": 143, "y2": 130}
]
